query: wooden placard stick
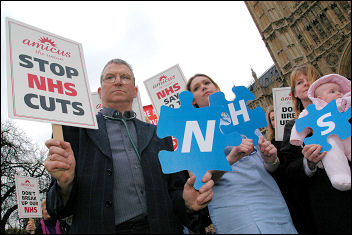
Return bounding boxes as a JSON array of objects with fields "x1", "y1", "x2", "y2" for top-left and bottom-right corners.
[{"x1": 52, "y1": 124, "x2": 64, "y2": 141}]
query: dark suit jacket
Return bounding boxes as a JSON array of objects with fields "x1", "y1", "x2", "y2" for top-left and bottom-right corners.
[
  {"x1": 46, "y1": 113, "x2": 190, "y2": 234},
  {"x1": 281, "y1": 119, "x2": 351, "y2": 234}
]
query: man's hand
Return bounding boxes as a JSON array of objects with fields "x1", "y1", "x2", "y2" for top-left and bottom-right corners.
[
  {"x1": 226, "y1": 138, "x2": 253, "y2": 165},
  {"x1": 183, "y1": 172, "x2": 214, "y2": 212},
  {"x1": 44, "y1": 139, "x2": 76, "y2": 192},
  {"x1": 302, "y1": 144, "x2": 327, "y2": 169}
]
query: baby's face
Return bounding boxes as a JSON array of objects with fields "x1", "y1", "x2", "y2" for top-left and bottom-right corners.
[{"x1": 315, "y1": 82, "x2": 343, "y2": 103}]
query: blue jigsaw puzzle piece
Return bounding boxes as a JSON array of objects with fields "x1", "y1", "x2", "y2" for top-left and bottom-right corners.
[
  {"x1": 157, "y1": 91, "x2": 242, "y2": 189},
  {"x1": 295, "y1": 100, "x2": 351, "y2": 152},
  {"x1": 209, "y1": 86, "x2": 267, "y2": 145}
]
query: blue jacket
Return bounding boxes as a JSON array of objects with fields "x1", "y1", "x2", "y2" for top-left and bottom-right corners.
[{"x1": 46, "y1": 113, "x2": 189, "y2": 234}]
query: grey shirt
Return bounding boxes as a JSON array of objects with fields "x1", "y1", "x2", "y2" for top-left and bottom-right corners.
[{"x1": 101, "y1": 108, "x2": 147, "y2": 225}]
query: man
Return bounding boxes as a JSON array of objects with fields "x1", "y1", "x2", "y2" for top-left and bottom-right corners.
[{"x1": 44, "y1": 59, "x2": 214, "y2": 234}]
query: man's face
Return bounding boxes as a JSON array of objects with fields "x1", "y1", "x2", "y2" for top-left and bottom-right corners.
[{"x1": 98, "y1": 63, "x2": 137, "y2": 109}]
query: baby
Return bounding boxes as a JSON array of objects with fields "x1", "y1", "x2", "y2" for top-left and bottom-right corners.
[{"x1": 291, "y1": 74, "x2": 351, "y2": 191}]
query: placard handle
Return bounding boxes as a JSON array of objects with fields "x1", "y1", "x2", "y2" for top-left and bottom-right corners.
[{"x1": 52, "y1": 124, "x2": 64, "y2": 141}]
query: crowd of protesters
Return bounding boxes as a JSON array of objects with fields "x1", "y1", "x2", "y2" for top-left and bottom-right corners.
[{"x1": 21, "y1": 60, "x2": 350, "y2": 234}]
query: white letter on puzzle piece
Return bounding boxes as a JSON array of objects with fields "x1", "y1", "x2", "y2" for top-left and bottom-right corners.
[
  {"x1": 182, "y1": 120, "x2": 215, "y2": 153},
  {"x1": 317, "y1": 112, "x2": 335, "y2": 136},
  {"x1": 228, "y1": 100, "x2": 250, "y2": 125}
]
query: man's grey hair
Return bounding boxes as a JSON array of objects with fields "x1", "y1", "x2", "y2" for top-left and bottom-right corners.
[{"x1": 100, "y1": 58, "x2": 135, "y2": 84}]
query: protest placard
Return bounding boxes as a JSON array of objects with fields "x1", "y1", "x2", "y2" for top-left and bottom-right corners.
[
  {"x1": 6, "y1": 17, "x2": 98, "y2": 139},
  {"x1": 272, "y1": 87, "x2": 295, "y2": 141},
  {"x1": 143, "y1": 64, "x2": 187, "y2": 116},
  {"x1": 143, "y1": 104, "x2": 158, "y2": 125},
  {"x1": 91, "y1": 88, "x2": 145, "y2": 121},
  {"x1": 15, "y1": 175, "x2": 42, "y2": 218}
]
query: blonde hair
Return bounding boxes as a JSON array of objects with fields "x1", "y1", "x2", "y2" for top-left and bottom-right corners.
[
  {"x1": 266, "y1": 106, "x2": 275, "y2": 141},
  {"x1": 290, "y1": 64, "x2": 321, "y2": 119},
  {"x1": 41, "y1": 199, "x2": 46, "y2": 208}
]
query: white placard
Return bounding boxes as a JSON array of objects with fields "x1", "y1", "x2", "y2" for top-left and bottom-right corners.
[
  {"x1": 6, "y1": 17, "x2": 97, "y2": 129},
  {"x1": 91, "y1": 87, "x2": 145, "y2": 121},
  {"x1": 143, "y1": 64, "x2": 187, "y2": 116},
  {"x1": 273, "y1": 87, "x2": 295, "y2": 141},
  {"x1": 15, "y1": 175, "x2": 42, "y2": 218}
]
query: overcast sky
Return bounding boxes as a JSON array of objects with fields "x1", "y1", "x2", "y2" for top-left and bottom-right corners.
[{"x1": 1, "y1": 1, "x2": 274, "y2": 149}]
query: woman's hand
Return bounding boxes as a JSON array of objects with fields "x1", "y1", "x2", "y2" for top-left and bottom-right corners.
[
  {"x1": 226, "y1": 138, "x2": 253, "y2": 165},
  {"x1": 258, "y1": 136, "x2": 278, "y2": 163},
  {"x1": 302, "y1": 144, "x2": 327, "y2": 169}
]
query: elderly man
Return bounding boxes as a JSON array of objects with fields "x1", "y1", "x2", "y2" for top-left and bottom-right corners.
[{"x1": 44, "y1": 59, "x2": 214, "y2": 234}]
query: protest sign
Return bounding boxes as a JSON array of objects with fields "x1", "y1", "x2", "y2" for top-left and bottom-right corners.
[
  {"x1": 143, "y1": 104, "x2": 158, "y2": 125},
  {"x1": 273, "y1": 87, "x2": 295, "y2": 141},
  {"x1": 143, "y1": 64, "x2": 187, "y2": 116},
  {"x1": 143, "y1": 104, "x2": 178, "y2": 150},
  {"x1": 91, "y1": 88, "x2": 145, "y2": 121},
  {"x1": 6, "y1": 17, "x2": 97, "y2": 135},
  {"x1": 15, "y1": 175, "x2": 42, "y2": 218}
]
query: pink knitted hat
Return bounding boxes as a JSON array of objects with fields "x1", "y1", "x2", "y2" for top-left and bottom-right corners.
[{"x1": 308, "y1": 74, "x2": 351, "y2": 104}]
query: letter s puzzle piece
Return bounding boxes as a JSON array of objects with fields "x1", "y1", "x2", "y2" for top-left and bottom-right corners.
[
  {"x1": 295, "y1": 100, "x2": 351, "y2": 152},
  {"x1": 157, "y1": 91, "x2": 242, "y2": 189},
  {"x1": 209, "y1": 86, "x2": 267, "y2": 145}
]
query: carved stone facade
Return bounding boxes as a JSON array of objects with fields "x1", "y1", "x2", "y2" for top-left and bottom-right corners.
[
  {"x1": 248, "y1": 65, "x2": 282, "y2": 111},
  {"x1": 245, "y1": 1, "x2": 351, "y2": 113}
]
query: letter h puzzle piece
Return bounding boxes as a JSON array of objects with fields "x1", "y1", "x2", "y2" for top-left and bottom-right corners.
[
  {"x1": 295, "y1": 100, "x2": 351, "y2": 152},
  {"x1": 157, "y1": 91, "x2": 242, "y2": 189},
  {"x1": 209, "y1": 86, "x2": 267, "y2": 145}
]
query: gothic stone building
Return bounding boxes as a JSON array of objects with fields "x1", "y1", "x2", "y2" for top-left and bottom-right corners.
[{"x1": 245, "y1": 1, "x2": 351, "y2": 113}]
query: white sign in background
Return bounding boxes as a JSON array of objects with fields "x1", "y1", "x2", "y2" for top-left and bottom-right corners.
[
  {"x1": 6, "y1": 17, "x2": 97, "y2": 129},
  {"x1": 143, "y1": 64, "x2": 187, "y2": 116},
  {"x1": 15, "y1": 175, "x2": 42, "y2": 218},
  {"x1": 91, "y1": 87, "x2": 145, "y2": 121},
  {"x1": 272, "y1": 87, "x2": 295, "y2": 141}
]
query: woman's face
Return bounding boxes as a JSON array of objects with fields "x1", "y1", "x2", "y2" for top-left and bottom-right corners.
[
  {"x1": 294, "y1": 74, "x2": 310, "y2": 100},
  {"x1": 270, "y1": 111, "x2": 275, "y2": 129},
  {"x1": 189, "y1": 76, "x2": 220, "y2": 107}
]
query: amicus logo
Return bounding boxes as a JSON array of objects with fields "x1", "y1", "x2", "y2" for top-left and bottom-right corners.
[
  {"x1": 153, "y1": 75, "x2": 176, "y2": 89},
  {"x1": 281, "y1": 92, "x2": 292, "y2": 101},
  {"x1": 281, "y1": 96, "x2": 292, "y2": 101},
  {"x1": 22, "y1": 36, "x2": 71, "y2": 58},
  {"x1": 159, "y1": 75, "x2": 167, "y2": 81},
  {"x1": 39, "y1": 37, "x2": 56, "y2": 47},
  {"x1": 25, "y1": 180, "x2": 30, "y2": 184},
  {"x1": 21, "y1": 182, "x2": 35, "y2": 187}
]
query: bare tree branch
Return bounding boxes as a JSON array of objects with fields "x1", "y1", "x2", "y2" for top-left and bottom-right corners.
[{"x1": 1, "y1": 120, "x2": 51, "y2": 232}]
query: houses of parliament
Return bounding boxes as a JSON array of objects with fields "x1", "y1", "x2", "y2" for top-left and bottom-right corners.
[{"x1": 244, "y1": 1, "x2": 351, "y2": 112}]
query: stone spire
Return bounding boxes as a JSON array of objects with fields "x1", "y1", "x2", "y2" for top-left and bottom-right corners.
[{"x1": 251, "y1": 67, "x2": 263, "y2": 90}]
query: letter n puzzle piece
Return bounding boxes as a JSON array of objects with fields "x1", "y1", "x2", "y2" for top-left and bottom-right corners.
[
  {"x1": 209, "y1": 86, "x2": 267, "y2": 145},
  {"x1": 295, "y1": 100, "x2": 351, "y2": 152},
  {"x1": 157, "y1": 91, "x2": 242, "y2": 189}
]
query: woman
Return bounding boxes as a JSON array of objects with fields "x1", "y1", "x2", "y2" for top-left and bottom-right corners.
[
  {"x1": 186, "y1": 74, "x2": 297, "y2": 234},
  {"x1": 265, "y1": 106, "x2": 282, "y2": 152},
  {"x1": 280, "y1": 64, "x2": 351, "y2": 234},
  {"x1": 266, "y1": 106, "x2": 305, "y2": 233},
  {"x1": 25, "y1": 199, "x2": 69, "y2": 234}
]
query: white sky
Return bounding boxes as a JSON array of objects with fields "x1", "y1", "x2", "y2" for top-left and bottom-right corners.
[{"x1": 1, "y1": 1, "x2": 274, "y2": 149}]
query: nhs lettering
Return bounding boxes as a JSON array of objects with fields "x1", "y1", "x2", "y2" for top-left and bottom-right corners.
[{"x1": 209, "y1": 87, "x2": 267, "y2": 145}]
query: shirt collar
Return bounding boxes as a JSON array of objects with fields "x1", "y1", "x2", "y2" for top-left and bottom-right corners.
[{"x1": 100, "y1": 107, "x2": 136, "y2": 120}]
